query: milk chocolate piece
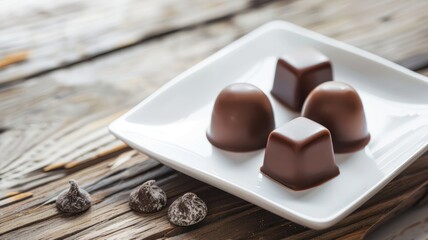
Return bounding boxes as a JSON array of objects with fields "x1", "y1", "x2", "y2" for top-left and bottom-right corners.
[
  {"x1": 302, "y1": 82, "x2": 370, "y2": 153},
  {"x1": 271, "y1": 49, "x2": 333, "y2": 111},
  {"x1": 207, "y1": 83, "x2": 275, "y2": 152},
  {"x1": 261, "y1": 117, "x2": 339, "y2": 190}
]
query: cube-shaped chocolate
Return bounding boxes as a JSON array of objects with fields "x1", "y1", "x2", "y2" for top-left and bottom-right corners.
[
  {"x1": 271, "y1": 49, "x2": 332, "y2": 111},
  {"x1": 260, "y1": 117, "x2": 339, "y2": 190}
]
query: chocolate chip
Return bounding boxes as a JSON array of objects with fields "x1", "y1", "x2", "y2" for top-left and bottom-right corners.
[
  {"x1": 56, "y1": 180, "x2": 91, "y2": 213},
  {"x1": 129, "y1": 180, "x2": 167, "y2": 213},
  {"x1": 168, "y1": 192, "x2": 207, "y2": 226}
]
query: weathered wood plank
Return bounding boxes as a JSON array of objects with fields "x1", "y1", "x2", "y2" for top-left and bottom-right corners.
[
  {"x1": 1, "y1": 0, "x2": 428, "y2": 184},
  {"x1": 0, "y1": 153, "x2": 426, "y2": 239},
  {"x1": 0, "y1": 0, "x2": 271, "y2": 85},
  {"x1": 397, "y1": 54, "x2": 428, "y2": 71},
  {"x1": 1, "y1": 0, "x2": 428, "y2": 239}
]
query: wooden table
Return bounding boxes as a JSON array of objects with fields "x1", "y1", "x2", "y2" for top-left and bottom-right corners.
[{"x1": 1, "y1": 0, "x2": 428, "y2": 239}]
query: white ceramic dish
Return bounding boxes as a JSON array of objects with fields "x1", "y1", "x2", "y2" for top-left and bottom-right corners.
[{"x1": 109, "y1": 21, "x2": 428, "y2": 229}]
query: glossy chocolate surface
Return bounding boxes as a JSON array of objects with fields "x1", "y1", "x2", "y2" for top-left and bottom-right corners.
[
  {"x1": 207, "y1": 83, "x2": 275, "y2": 152},
  {"x1": 261, "y1": 117, "x2": 339, "y2": 190},
  {"x1": 271, "y1": 48, "x2": 333, "y2": 111},
  {"x1": 302, "y1": 82, "x2": 370, "y2": 153}
]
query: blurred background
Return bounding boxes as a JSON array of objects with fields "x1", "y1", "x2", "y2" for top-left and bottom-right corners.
[{"x1": 0, "y1": 0, "x2": 427, "y2": 239}]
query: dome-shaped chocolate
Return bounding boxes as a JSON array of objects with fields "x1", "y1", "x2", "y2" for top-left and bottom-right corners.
[
  {"x1": 207, "y1": 83, "x2": 275, "y2": 152},
  {"x1": 302, "y1": 82, "x2": 370, "y2": 153}
]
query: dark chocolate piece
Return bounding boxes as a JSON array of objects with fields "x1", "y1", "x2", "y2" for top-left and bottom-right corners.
[
  {"x1": 207, "y1": 83, "x2": 275, "y2": 152},
  {"x1": 129, "y1": 180, "x2": 167, "y2": 213},
  {"x1": 271, "y1": 48, "x2": 333, "y2": 111},
  {"x1": 302, "y1": 82, "x2": 370, "y2": 153},
  {"x1": 56, "y1": 180, "x2": 91, "y2": 213},
  {"x1": 261, "y1": 117, "x2": 339, "y2": 190},
  {"x1": 168, "y1": 193, "x2": 207, "y2": 226}
]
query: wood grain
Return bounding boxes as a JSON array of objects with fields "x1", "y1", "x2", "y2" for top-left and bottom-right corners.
[
  {"x1": 0, "y1": 52, "x2": 28, "y2": 69},
  {"x1": 1, "y1": 0, "x2": 428, "y2": 183},
  {"x1": 0, "y1": 153, "x2": 427, "y2": 239},
  {"x1": 0, "y1": 0, "x2": 271, "y2": 86},
  {"x1": 0, "y1": 0, "x2": 427, "y2": 239}
]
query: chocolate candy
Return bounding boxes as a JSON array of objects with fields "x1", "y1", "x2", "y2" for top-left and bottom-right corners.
[
  {"x1": 129, "y1": 180, "x2": 167, "y2": 213},
  {"x1": 261, "y1": 117, "x2": 339, "y2": 190},
  {"x1": 207, "y1": 83, "x2": 275, "y2": 152},
  {"x1": 168, "y1": 193, "x2": 207, "y2": 226},
  {"x1": 271, "y1": 48, "x2": 333, "y2": 111},
  {"x1": 56, "y1": 180, "x2": 92, "y2": 213},
  {"x1": 302, "y1": 82, "x2": 370, "y2": 153}
]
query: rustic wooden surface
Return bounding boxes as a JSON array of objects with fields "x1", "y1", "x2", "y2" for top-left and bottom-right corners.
[{"x1": 0, "y1": 0, "x2": 427, "y2": 239}]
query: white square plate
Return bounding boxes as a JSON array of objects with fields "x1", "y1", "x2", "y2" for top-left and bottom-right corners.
[{"x1": 109, "y1": 21, "x2": 428, "y2": 229}]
